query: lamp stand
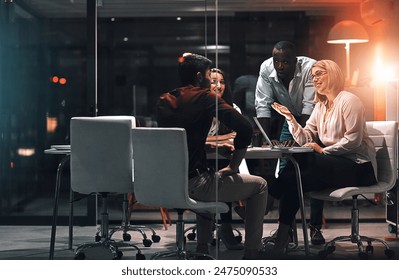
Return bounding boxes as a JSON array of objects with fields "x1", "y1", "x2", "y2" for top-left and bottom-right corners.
[{"x1": 345, "y1": 42, "x2": 351, "y2": 82}]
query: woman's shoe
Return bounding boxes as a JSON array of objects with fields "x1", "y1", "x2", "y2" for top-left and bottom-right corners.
[
  {"x1": 270, "y1": 223, "x2": 291, "y2": 257},
  {"x1": 270, "y1": 236, "x2": 290, "y2": 258},
  {"x1": 309, "y1": 225, "x2": 325, "y2": 245},
  {"x1": 219, "y1": 224, "x2": 244, "y2": 250}
]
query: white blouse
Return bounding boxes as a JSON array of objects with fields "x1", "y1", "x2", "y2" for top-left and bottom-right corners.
[
  {"x1": 288, "y1": 90, "x2": 377, "y2": 176},
  {"x1": 208, "y1": 103, "x2": 242, "y2": 136}
]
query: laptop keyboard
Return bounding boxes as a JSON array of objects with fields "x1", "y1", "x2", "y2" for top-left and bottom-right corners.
[{"x1": 271, "y1": 139, "x2": 297, "y2": 147}]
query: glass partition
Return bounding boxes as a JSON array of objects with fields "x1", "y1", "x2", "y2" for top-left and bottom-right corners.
[
  {"x1": 0, "y1": 1, "x2": 92, "y2": 225},
  {"x1": 0, "y1": 0, "x2": 385, "y2": 230}
]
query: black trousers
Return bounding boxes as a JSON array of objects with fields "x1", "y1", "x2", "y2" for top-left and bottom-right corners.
[
  {"x1": 278, "y1": 121, "x2": 323, "y2": 229},
  {"x1": 269, "y1": 152, "x2": 377, "y2": 226}
]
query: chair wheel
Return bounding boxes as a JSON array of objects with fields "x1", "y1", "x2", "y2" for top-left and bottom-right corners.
[
  {"x1": 95, "y1": 235, "x2": 101, "y2": 242},
  {"x1": 113, "y1": 250, "x2": 123, "y2": 260},
  {"x1": 385, "y1": 249, "x2": 395, "y2": 258},
  {"x1": 123, "y1": 233, "x2": 131, "y2": 241},
  {"x1": 151, "y1": 234, "x2": 161, "y2": 243},
  {"x1": 74, "y1": 252, "x2": 85, "y2": 260},
  {"x1": 143, "y1": 239, "x2": 152, "y2": 247},
  {"x1": 187, "y1": 232, "x2": 196, "y2": 241},
  {"x1": 136, "y1": 253, "x2": 146, "y2": 260},
  {"x1": 366, "y1": 245, "x2": 373, "y2": 254},
  {"x1": 235, "y1": 236, "x2": 242, "y2": 243}
]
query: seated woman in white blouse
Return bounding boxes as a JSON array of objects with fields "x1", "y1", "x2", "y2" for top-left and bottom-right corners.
[{"x1": 269, "y1": 59, "x2": 377, "y2": 256}]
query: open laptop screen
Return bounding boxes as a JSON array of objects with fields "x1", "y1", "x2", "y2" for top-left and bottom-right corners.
[
  {"x1": 252, "y1": 117, "x2": 313, "y2": 152},
  {"x1": 252, "y1": 117, "x2": 275, "y2": 147}
]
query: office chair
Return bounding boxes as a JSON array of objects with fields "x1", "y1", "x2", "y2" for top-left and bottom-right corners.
[
  {"x1": 92, "y1": 116, "x2": 160, "y2": 248},
  {"x1": 70, "y1": 116, "x2": 145, "y2": 260},
  {"x1": 310, "y1": 121, "x2": 397, "y2": 259},
  {"x1": 131, "y1": 127, "x2": 229, "y2": 260}
]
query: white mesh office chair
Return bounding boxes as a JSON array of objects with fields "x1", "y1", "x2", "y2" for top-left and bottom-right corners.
[
  {"x1": 310, "y1": 121, "x2": 397, "y2": 259},
  {"x1": 131, "y1": 127, "x2": 229, "y2": 260},
  {"x1": 80, "y1": 116, "x2": 160, "y2": 248},
  {"x1": 70, "y1": 116, "x2": 145, "y2": 259}
]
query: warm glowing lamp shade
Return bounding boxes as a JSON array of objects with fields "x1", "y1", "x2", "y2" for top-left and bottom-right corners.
[
  {"x1": 327, "y1": 20, "x2": 369, "y2": 44},
  {"x1": 327, "y1": 20, "x2": 369, "y2": 81}
]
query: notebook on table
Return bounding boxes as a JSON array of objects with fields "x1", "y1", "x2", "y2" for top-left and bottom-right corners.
[
  {"x1": 51, "y1": 145, "x2": 71, "y2": 150},
  {"x1": 253, "y1": 117, "x2": 313, "y2": 153}
]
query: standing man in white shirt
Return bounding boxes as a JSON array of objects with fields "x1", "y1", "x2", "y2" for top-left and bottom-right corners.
[{"x1": 255, "y1": 40, "x2": 325, "y2": 245}]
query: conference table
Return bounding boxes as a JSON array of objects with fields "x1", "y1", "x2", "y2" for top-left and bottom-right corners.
[{"x1": 208, "y1": 146, "x2": 311, "y2": 256}]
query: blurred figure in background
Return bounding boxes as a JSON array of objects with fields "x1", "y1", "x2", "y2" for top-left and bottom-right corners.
[{"x1": 232, "y1": 74, "x2": 258, "y2": 128}]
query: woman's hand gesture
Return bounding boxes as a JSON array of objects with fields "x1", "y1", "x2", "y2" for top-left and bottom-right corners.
[{"x1": 271, "y1": 102, "x2": 294, "y2": 121}]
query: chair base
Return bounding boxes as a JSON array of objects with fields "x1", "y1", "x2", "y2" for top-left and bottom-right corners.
[
  {"x1": 75, "y1": 239, "x2": 145, "y2": 260},
  {"x1": 318, "y1": 196, "x2": 395, "y2": 259},
  {"x1": 75, "y1": 193, "x2": 146, "y2": 260},
  {"x1": 107, "y1": 194, "x2": 161, "y2": 247},
  {"x1": 151, "y1": 209, "x2": 216, "y2": 260},
  {"x1": 318, "y1": 234, "x2": 395, "y2": 259},
  {"x1": 109, "y1": 224, "x2": 160, "y2": 247}
]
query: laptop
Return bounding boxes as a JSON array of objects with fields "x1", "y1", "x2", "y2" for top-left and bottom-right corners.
[{"x1": 253, "y1": 117, "x2": 313, "y2": 153}]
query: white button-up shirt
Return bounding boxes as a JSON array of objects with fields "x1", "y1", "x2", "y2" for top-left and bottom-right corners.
[{"x1": 255, "y1": 56, "x2": 316, "y2": 118}]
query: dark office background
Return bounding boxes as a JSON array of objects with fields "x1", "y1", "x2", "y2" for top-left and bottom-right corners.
[{"x1": 0, "y1": 0, "x2": 397, "y2": 225}]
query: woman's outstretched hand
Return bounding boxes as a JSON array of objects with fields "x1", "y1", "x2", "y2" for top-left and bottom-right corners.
[{"x1": 271, "y1": 102, "x2": 294, "y2": 121}]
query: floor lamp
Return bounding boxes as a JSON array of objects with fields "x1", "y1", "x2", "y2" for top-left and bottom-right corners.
[{"x1": 327, "y1": 20, "x2": 369, "y2": 82}]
